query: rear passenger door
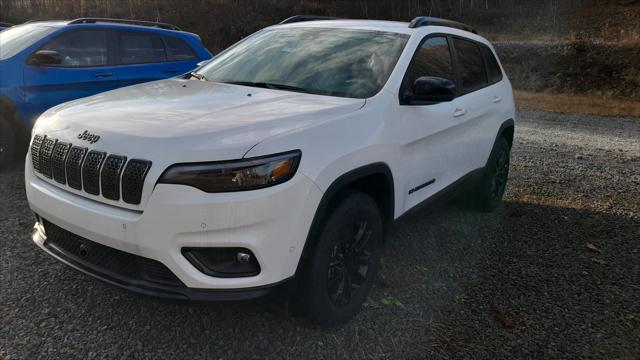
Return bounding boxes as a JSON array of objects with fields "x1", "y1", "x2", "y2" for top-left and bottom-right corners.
[
  {"x1": 114, "y1": 30, "x2": 195, "y2": 88},
  {"x1": 450, "y1": 37, "x2": 505, "y2": 172}
]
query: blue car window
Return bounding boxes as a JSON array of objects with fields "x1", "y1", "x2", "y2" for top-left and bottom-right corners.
[
  {"x1": 40, "y1": 29, "x2": 109, "y2": 67},
  {"x1": 163, "y1": 36, "x2": 196, "y2": 61},
  {"x1": 118, "y1": 31, "x2": 166, "y2": 64}
]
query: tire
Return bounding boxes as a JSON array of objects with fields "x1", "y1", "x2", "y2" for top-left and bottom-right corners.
[
  {"x1": 0, "y1": 120, "x2": 16, "y2": 171},
  {"x1": 292, "y1": 191, "x2": 384, "y2": 327},
  {"x1": 474, "y1": 137, "x2": 511, "y2": 212}
]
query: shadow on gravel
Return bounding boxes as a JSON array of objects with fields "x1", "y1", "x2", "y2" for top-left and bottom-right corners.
[{"x1": 3, "y1": 195, "x2": 639, "y2": 359}]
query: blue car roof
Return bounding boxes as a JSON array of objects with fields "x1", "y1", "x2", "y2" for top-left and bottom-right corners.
[{"x1": 23, "y1": 19, "x2": 199, "y2": 38}]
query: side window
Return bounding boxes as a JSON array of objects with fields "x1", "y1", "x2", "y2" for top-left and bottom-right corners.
[
  {"x1": 405, "y1": 36, "x2": 455, "y2": 88},
  {"x1": 453, "y1": 38, "x2": 488, "y2": 92},
  {"x1": 39, "y1": 29, "x2": 108, "y2": 67},
  {"x1": 481, "y1": 45, "x2": 503, "y2": 84},
  {"x1": 117, "y1": 31, "x2": 166, "y2": 64},
  {"x1": 163, "y1": 36, "x2": 197, "y2": 61}
]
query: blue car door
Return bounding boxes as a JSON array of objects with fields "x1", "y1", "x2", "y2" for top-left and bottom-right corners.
[
  {"x1": 114, "y1": 30, "x2": 198, "y2": 87},
  {"x1": 22, "y1": 28, "x2": 119, "y2": 117}
]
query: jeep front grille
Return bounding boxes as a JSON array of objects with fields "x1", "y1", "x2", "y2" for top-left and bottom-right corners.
[
  {"x1": 101, "y1": 155, "x2": 127, "y2": 201},
  {"x1": 30, "y1": 135, "x2": 151, "y2": 205},
  {"x1": 122, "y1": 159, "x2": 152, "y2": 205},
  {"x1": 82, "y1": 150, "x2": 106, "y2": 195},
  {"x1": 31, "y1": 135, "x2": 44, "y2": 172},
  {"x1": 66, "y1": 146, "x2": 87, "y2": 190},
  {"x1": 39, "y1": 137, "x2": 57, "y2": 178},
  {"x1": 51, "y1": 142, "x2": 71, "y2": 184}
]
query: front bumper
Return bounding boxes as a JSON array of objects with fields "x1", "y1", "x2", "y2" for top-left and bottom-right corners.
[
  {"x1": 32, "y1": 221, "x2": 290, "y2": 301},
  {"x1": 25, "y1": 161, "x2": 323, "y2": 294}
]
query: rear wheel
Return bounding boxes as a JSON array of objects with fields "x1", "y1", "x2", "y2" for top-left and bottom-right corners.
[
  {"x1": 0, "y1": 120, "x2": 16, "y2": 171},
  {"x1": 292, "y1": 191, "x2": 383, "y2": 327},
  {"x1": 474, "y1": 137, "x2": 511, "y2": 212}
]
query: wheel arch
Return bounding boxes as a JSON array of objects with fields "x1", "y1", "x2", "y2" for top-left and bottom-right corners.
[{"x1": 294, "y1": 162, "x2": 395, "y2": 275}]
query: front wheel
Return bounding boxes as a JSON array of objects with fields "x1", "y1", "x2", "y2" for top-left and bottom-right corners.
[
  {"x1": 0, "y1": 120, "x2": 16, "y2": 171},
  {"x1": 292, "y1": 191, "x2": 383, "y2": 327}
]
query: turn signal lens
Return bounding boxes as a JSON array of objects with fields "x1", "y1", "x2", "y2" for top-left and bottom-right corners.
[{"x1": 158, "y1": 150, "x2": 301, "y2": 192}]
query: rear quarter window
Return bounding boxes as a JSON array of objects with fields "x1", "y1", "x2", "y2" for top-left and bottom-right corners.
[
  {"x1": 481, "y1": 45, "x2": 503, "y2": 84},
  {"x1": 163, "y1": 36, "x2": 197, "y2": 61}
]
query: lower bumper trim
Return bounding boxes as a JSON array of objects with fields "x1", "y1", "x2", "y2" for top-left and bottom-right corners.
[{"x1": 32, "y1": 221, "x2": 291, "y2": 301}]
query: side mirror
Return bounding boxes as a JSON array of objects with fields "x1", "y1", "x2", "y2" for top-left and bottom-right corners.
[
  {"x1": 405, "y1": 76, "x2": 456, "y2": 105},
  {"x1": 27, "y1": 50, "x2": 63, "y2": 66}
]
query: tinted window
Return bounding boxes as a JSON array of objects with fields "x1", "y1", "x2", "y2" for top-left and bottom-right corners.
[
  {"x1": 481, "y1": 45, "x2": 503, "y2": 83},
  {"x1": 406, "y1": 36, "x2": 454, "y2": 87},
  {"x1": 40, "y1": 29, "x2": 108, "y2": 67},
  {"x1": 118, "y1": 31, "x2": 166, "y2": 64},
  {"x1": 453, "y1": 38, "x2": 487, "y2": 91},
  {"x1": 164, "y1": 36, "x2": 196, "y2": 61}
]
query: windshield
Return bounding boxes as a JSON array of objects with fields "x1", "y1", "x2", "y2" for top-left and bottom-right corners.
[
  {"x1": 198, "y1": 28, "x2": 409, "y2": 98},
  {"x1": 0, "y1": 24, "x2": 57, "y2": 60}
]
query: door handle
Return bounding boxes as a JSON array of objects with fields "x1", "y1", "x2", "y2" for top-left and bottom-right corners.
[
  {"x1": 92, "y1": 72, "x2": 113, "y2": 78},
  {"x1": 163, "y1": 69, "x2": 180, "y2": 74},
  {"x1": 492, "y1": 96, "x2": 503, "y2": 103},
  {"x1": 453, "y1": 108, "x2": 467, "y2": 118}
]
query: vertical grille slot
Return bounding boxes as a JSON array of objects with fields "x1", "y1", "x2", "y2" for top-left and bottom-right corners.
[
  {"x1": 100, "y1": 155, "x2": 127, "y2": 201},
  {"x1": 31, "y1": 135, "x2": 44, "y2": 172},
  {"x1": 51, "y1": 142, "x2": 71, "y2": 184},
  {"x1": 122, "y1": 159, "x2": 152, "y2": 205},
  {"x1": 39, "y1": 137, "x2": 57, "y2": 178},
  {"x1": 66, "y1": 147, "x2": 87, "y2": 190},
  {"x1": 82, "y1": 150, "x2": 106, "y2": 195}
]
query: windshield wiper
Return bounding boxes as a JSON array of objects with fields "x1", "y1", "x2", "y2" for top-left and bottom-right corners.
[
  {"x1": 223, "y1": 81, "x2": 309, "y2": 94},
  {"x1": 186, "y1": 71, "x2": 208, "y2": 81}
]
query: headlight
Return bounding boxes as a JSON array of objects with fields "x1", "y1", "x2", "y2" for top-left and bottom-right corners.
[{"x1": 157, "y1": 150, "x2": 301, "y2": 192}]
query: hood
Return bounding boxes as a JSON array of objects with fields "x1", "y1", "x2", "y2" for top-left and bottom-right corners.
[{"x1": 34, "y1": 78, "x2": 365, "y2": 163}]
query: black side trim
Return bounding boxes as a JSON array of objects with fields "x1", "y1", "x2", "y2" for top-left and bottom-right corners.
[
  {"x1": 294, "y1": 163, "x2": 394, "y2": 276},
  {"x1": 408, "y1": 178, "x2": 435, "y2": 195},
  {"x1": 396, "y1": 168, "x2": 484, "y2": 223}
]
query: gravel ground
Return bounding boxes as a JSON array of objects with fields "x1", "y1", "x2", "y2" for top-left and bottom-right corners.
[{"x1": 1, "y1": 109, "x2": 639, "y2": 359}]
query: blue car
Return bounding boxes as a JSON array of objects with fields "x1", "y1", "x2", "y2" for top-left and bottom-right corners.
[{"x1": 0, "y1": 18, "x2": 212, "y2": 168}]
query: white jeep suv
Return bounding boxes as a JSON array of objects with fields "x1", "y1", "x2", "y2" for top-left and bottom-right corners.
[{"x1": 25, "y1": 16, "x2": 515, "y2": 326}]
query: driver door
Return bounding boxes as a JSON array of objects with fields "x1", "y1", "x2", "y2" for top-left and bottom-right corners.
[{"x1": 23, "y1": 28, "x2": 119, "y2": 119}]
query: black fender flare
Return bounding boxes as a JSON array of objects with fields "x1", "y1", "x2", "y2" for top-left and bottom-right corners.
[
  {"x1": 294, "y1": 162, "x2": 395, "y2": 275},
  {"x1": 484, "y1": 118, "x2": 514, "y2": 168}
]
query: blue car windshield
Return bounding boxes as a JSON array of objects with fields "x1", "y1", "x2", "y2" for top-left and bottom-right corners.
[
  {"x1": 0, "y1": 24, "x2": 57, "y2": 60},
  {"x1": 197, "y1": 28, "x2": 409, "y2": 99}
]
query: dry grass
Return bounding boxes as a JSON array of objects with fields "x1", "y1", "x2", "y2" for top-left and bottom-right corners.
[{"x1": 515, "y1": 90, "x2": 640, "y2": 118}]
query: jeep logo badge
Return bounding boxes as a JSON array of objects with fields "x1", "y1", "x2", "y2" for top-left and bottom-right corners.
[{"x1": 77, "y1": 130, "x2": 100, "y2": 144}]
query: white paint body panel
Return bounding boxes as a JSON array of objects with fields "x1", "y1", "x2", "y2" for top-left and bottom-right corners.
[{"x1": 26, "y1": 20, "x2": 515, "y2": 289}]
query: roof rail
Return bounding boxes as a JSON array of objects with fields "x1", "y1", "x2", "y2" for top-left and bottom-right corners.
[
  {"x1": 24, "y1": 19, "x2": 61, "y2": 24},
  {"x1": 68, "y1": 18, "x2": 181, "y2": 31},
  {"x1": 408, "y1": 16, "x2": 477, "y2": 34},
  {"x1": 279, "y1": 15, "x2": 338, "y2": 25}
]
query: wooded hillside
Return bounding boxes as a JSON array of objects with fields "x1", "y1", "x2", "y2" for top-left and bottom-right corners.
[{"x1": 2, "y1": 0, "x2": 639, "y2": 101}]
